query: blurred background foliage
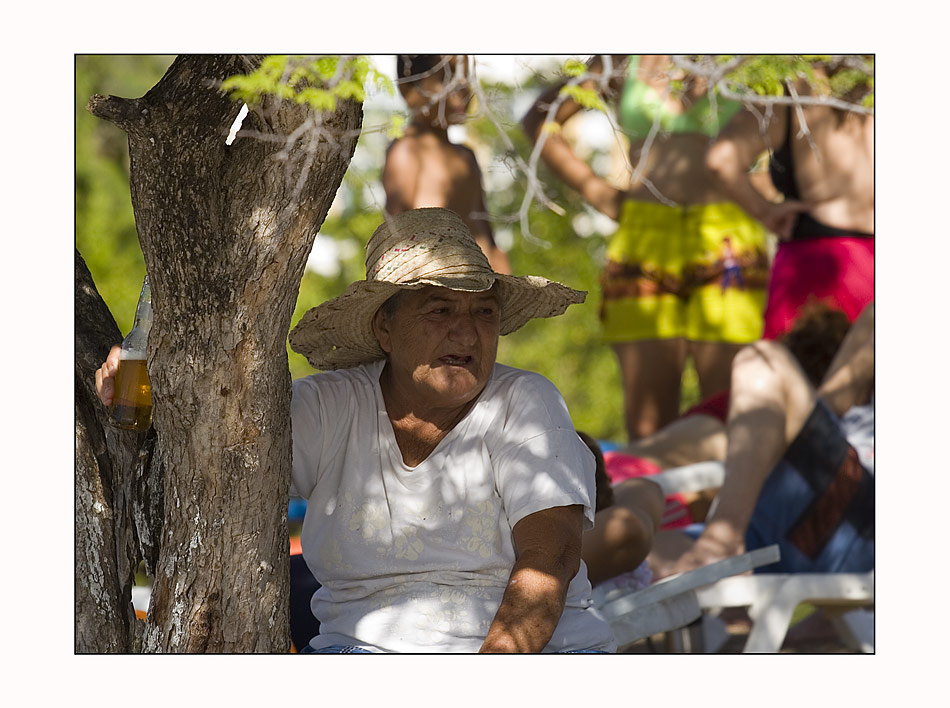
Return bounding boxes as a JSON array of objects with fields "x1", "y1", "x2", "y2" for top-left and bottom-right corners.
[
  {"x1": 76, "y1": 55, "x2": 175, "y2": 332},
  {"x1": 78, "y1": 55, "x2": 709, "y2": 446}
]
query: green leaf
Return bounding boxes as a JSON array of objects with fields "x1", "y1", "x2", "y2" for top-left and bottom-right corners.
[
  {"x1": 386, "y1": 114, "x2": 406, "y2": 139},
  {"x1": 562, "y1": 58, "x2": 587, "y2": 77},
  {"x1": 222, "y1": 55, "x2": 384, "y2": 112},
  {"x1": 558, "y1": 85, "x2": 607, "y2": 113},
  {"x1": 296, "y1": 87, "x2": 337, "y2": 111}
]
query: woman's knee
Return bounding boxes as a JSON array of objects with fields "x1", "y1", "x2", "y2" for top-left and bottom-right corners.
[{"x1": 733, "y1": 340, "x2": 803, "y2": 379}]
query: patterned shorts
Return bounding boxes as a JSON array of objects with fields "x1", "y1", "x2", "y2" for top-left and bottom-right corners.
[
  {"x1": 747, "y1": 400, "x2": 874, "y2": 573},
  {"x1": 600, "y1": 200, "x2": 769, "y2": 343}
]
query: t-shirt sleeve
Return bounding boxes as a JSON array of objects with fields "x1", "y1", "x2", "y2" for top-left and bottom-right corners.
[
  {"x1": 290, "y1": 376, "x2": 326, "y2": 499},
  {"x1": 490, "y1": 372, "x2": 597, "y2": 530}
]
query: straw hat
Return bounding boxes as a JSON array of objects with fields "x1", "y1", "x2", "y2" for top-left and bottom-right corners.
[{"x1": 289, "y1": 207, "x2": 586, "y2": 370}]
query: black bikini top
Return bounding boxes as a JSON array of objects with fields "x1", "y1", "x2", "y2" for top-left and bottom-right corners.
[{"x1": 769, "y1": 107, "x2": 873, "y2": 240}]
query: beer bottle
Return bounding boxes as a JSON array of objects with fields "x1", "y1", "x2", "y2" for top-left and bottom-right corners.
[{"x1": 110, "y1": 275, "x2": 153, "y2": 431}]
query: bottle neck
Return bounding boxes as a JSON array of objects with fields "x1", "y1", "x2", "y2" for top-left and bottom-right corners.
[
  {"x1": 123, "y1": 276, "x2": 152, "y2": 352},
  {"x1": 134, "y1": 276, "x2": 152, "y2": 331},
  {"x1": 133, "y1": 299, "x2": 152, "y2": 331}
]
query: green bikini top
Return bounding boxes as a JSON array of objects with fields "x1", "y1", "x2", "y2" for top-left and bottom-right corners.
[{"x1": 619, "y1": 55, "x2": 742, "y2": 140}]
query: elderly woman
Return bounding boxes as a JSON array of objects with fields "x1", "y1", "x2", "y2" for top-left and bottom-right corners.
[{"x1": 98, "y1": 207, "x2": 617, "y2": 653}]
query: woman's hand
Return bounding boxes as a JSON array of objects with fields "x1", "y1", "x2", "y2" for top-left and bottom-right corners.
[
  {"x1": 95, "y1": 344, "x2": 122, "y2": 406},
  {"x1": 581, "y1": 176, "x2": 624, "y2": 222},
  {"x1": 758, "y1": 199, "x2": 813, "y2": 241}
]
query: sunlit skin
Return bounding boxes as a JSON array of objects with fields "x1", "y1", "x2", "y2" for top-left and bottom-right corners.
[
  {"x1": 385, "y1": 56, "x2": 511, "y2": 274},
  {"x1": 372, "y1": 285, "x2": 500, "y2": 465}
]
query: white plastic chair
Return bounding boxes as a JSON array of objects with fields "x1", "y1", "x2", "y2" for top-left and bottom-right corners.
[
  {"x1": 695, "y1": 571, "x2": 874, "y2": 652},
  {"x1": 651, "y1": 461, "x2": 874, "y2": 653},
  {"x1": 596, "y1": 544, "x2": 781, "y2": 650}
]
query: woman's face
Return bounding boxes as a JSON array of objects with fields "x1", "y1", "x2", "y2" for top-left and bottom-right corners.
[{"x1": 373, "y1": 285, "x2": 500, "y2": 413}]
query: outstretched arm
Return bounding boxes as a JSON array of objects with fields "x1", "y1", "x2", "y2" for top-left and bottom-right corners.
[
  {"x1": 521, "y1": 55, "x2": 625, "y2": 220},
  {"x1": 480, "y1": 504, "x2": 583, "y2": 653}
]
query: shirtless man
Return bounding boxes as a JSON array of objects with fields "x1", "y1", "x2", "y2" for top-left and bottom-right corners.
[{"x1": 383, "y1": 55, "x2": 511, "y2": 274}]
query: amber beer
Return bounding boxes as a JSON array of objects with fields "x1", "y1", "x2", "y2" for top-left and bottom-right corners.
[
  {"x1": 110, "y1": 356, "x2": 152, "y2": 430},
  {"x1": 110, "y1": 274, "x2": 153, "y2": 431}
]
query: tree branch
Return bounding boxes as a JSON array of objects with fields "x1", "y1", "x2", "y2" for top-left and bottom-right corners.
[{"x1": 86, "y1": 94, "x2": 150, "y2": 133}]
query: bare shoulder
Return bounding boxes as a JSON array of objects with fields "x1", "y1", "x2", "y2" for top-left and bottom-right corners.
[{"x1": 385, "y1": 135, "x2": 422, "y2": 162}]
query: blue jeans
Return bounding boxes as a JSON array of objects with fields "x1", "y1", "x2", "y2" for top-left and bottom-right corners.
[
  {"x1": 300, "y1": 645, "x2": 608, "y2": 654},
  {"x1": 299, "y1": 644, "x2": 373, "y2": 654}
]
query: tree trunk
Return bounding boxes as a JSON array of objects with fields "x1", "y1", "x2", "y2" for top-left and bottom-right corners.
[
  {"x1": 85, "y1": 54, "x2": 362, "y2": 652},
  {"x1": 75, "y1": 250, "x2": 147, "y2": 652}
]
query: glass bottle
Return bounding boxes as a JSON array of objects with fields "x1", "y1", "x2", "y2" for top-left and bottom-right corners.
[{"x1": 110, "y1": 275, "x2": 153, "y2": 431}]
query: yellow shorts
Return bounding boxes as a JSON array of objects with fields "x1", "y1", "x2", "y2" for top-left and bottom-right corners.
[{"x1": 600, "y1": 200, "x2": 769, "y2": 343}]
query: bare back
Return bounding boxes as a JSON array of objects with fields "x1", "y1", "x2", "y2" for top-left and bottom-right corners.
[
  {"x1": 383, "y1": 128, "x2": 510, "y2": 273},
  {"x1": 622, "y1": 55, "x2": 741, "y2": 206},
  {"x1": 383, "y1": 131, "x2": 489, "y2": 238},
  {"x1": 788, "y1": 107, "x2": 874, "y2": 233}
]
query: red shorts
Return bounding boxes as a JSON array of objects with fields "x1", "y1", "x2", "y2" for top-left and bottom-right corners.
[
  {"x1": 603, "y1": 451, "x2": 695, "y2": 530},
  {"x1": 763, "y1": 236, "x2": 874, "y2": 339}
]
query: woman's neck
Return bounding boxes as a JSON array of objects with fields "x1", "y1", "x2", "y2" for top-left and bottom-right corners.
[
  {"x1": 378, "y1": 362, "x2": 476, "y2": 432},
  {"x1": 378, "y1": 364, "x2": 479, "y2": 466}
]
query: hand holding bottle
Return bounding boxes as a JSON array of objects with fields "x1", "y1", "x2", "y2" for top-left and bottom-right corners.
[
  {"x1": 95, "y1": 344, "x2": 122, "y2": 406},
  {"x1": 96, "y1": 275, "x2": 154, "y2": 430}
]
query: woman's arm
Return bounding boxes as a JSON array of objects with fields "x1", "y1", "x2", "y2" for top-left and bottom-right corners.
[
  {"x1": 706, "y1": 108, "x2": 810, "y2": 240},
  {"x1": 521, "y1": 55, "x2": 626, "y2": 220},
  {"x1": 480, "y1": 504, "x2": 584, "y2": 653}
]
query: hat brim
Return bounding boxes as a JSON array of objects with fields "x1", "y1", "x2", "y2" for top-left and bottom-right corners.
[{"x1": 289, "y1": 275, "x2": 586, "y2": 370}]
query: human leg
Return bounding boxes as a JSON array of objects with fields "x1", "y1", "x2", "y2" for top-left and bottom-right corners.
[
  {"x1": 689, "y1": 339, "x2": 744, "y2": 401},
  {"x1": 621, "y1": 412, "x2": 726, "y2": 469},
  {"x1": 582, "y1": 477, "x2": 665, "y2": 586},
  {"x1": 600, "y1": 201, "x2": 690, "y2": 441},
  {"x1": 612, "y1": 338, "x2": 688, "y2": 441},
  {"x1": 651, "y1": 340, "x2": 817, "y2": 578}
]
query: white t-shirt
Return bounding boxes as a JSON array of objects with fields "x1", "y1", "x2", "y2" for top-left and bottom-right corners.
[{"x1": 290, "y1": 360, "x2": 616, "y2": 653}]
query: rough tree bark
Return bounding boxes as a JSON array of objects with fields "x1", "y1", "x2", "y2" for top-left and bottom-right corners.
[
  {"x1": 83, "y1": 54, "x2": 362, "y2": 652},
  {"x1": 75, "y1": 249, "x2": 155, "y2": 652}
]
